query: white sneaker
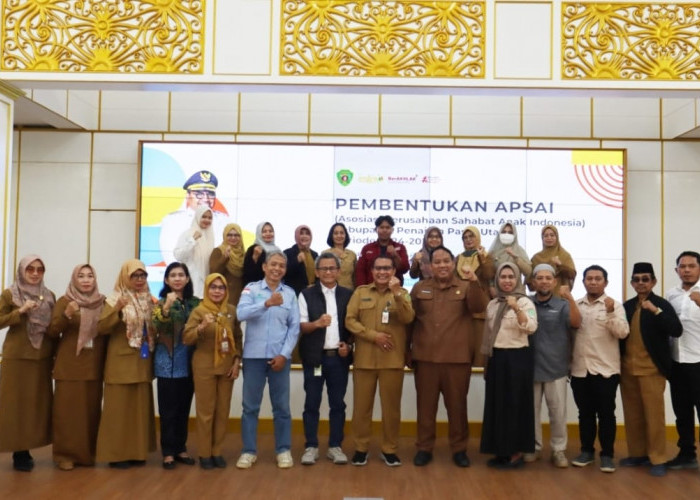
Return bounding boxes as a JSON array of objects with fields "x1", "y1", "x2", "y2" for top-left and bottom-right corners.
[
  {"x1": 236, "y1": 453, "x2": 257, "y2": 469},
  {"x1": 277, "y1": 450, "x2": 294, "y2": 469},
  {"x1": 326, "y1": 447, "x2": 348, "y2": 464},
  {"x1": 301, "y1": 447, "x2": 319, "y2": 465}
]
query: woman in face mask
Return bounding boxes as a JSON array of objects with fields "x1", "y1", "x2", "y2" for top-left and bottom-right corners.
[{"x1": 487, "y1": 223, "x2": 532, "y2": 298}]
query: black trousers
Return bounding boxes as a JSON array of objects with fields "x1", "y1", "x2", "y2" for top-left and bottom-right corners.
[
  {"x1": 157, "y1": 377, "x2": 194, "y2": 457},
  {"x1": 571, "y1": 372, "x2": 620, "y2": 458},
  {"x1": 669, "y1": 361, "x2": 700, "y2": 457}
]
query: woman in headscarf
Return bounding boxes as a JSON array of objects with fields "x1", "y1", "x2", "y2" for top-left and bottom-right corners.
[
  {"x1": 173, "y1": 205, "x2": 215, "y2": 297},
  {"x1": 409, "y1": 226, "x2": 443, "y2": 281},
  {"x1": 283, "y1": 225, "x2": 318, "y2": 295},
  {"x1": 0, "y1": 255, "x2": 56, "y2": 471},
  {"x1": 527, "y1": 225, "x2": 577, "y2": 295},
  {"x1": 209, "y1": 223, "x2": 245, "y2": 305},
  {"x1": 95, "y1": 259, "x2": 157, "y2": 468},
  {"x1": 487, "y1": 222, "x2": 532, "y2": 297},
  {"x1": 243, "y1": 221, "x2": 279, "y2": 286},
  {"x1": 323, "y1": 222, "x2": 356, "y2": 289},
  {"x1": 480, "y1": 262, "x2": 538, "y2": 469},
  {"x1": 152, "y1": 262, "x2": 200, "y2": 470},
  {"x1": 455, "y1": 226, "x2": 496, "y2": 367},
  {"x1": 183, "y1": 273, "x2": 242, "y2": 469},
  {"x1": 47, "y1": 264, "x2": 106, "y2": 471}
]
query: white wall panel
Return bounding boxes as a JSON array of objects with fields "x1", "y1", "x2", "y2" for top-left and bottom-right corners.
[
  {"x1": 163, "y1": 133, "x2": 237, "y2": 142},
  {"x1": 663, "y1": 171, "x2": 700, "y2": 286},
  {"x1": 381, "y1": 95, "x2": 450, "y2": 136},
  {"x1": 663, "y1": 141, "x2": 700, "y2": 172},
  {"x1": 381, "y1": 136, "x2": 454, "y2": 146},
  {"x1": 67, "y1": 90, "x2": 99, "y2": 130},
  {"x1": 92, "y1": 132, "x2": 161, "y2": 163},
  {"x1": 88, "y1": 210, "x2": 138, "y2": 286},
  {"x1": 625, "y1": 171, "x2": 662, "y2": 297},
  {"x1": 18, "y1": 131, "x2": 91, "y2": 163},
  {"x1": 309, "y1": 135, "x2": 381, "y2": 145},
  {"x1": 494, "y1": 2, "x2": 552, "y2": 79},
  {"x1": 236, "y1": 134, "x2": 308, "y2": 143},
  {"x1": 594, "y1": 97, "x2": 660, "y2": 139},
  {"x1": 523, "y1": 97, "x2": 590, "y2": 138},
  {"x1": 602, "y1": 141, "x2": 660, "y2": 172},
  {"x1": 100, "y1": 91, "x2": 169, "y2": 131},
  {"x1": 527, "y1": 139, "x2": 600, "y2": 149},
  {"x1": 662, "y1": 98, "x2": 695, "y2": 139},
  {"x1": 455, "y1": 138, "x2": 527, "y2": 148},
  {"x1": 213, "y1": 0, "x2": 272, "y2": 75},
  {"x1": 310, "y1": 94, "x2": 379, "y2": 136},
  {"x1": 239, "y1": 93, "x2": 308, "y2": 134},
  {"x1": 452, "y1": 96, "x2": 520, "y2": 137},
  {"x1": 16, "y1": 161, "x2": 90, "y2": 291},
  {"x1": 31, "y1": 89, "x2": 67, "y2": 117},
  {"x1": 170, "y1": 92, "x2": 238, "y2": 133},
  {"x1": 91, "y1": 162, "x2": 139, "y2": 211}
]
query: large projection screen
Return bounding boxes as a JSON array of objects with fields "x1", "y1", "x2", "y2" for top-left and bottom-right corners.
[{"x1": 139, "y1": 142, "x2": 625, "y2": 299}]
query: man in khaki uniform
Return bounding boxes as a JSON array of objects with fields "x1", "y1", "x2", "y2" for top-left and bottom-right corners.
[
  {"x1": 346, "y1": 255, "x2": 415, "y2": 467},
  {"x1": 408, "y1": 246, "x2": 488, "y2": 468}
]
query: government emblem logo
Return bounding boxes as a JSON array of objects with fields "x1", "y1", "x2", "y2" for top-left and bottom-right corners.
[{"x1": 337, "y1": 169, "x2": 353, "y2": 186}]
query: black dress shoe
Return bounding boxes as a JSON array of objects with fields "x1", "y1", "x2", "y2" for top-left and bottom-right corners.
[
  {"x1": 487, "y1": 456, "x2": 508, "y2": 468},
  {"x1": 129, "y1": 460, "x2": 146, "y2": 467},
  {"x1": 452, "y1": 451, "x2": 471, "y2": 468},
  {"x1": 174, "y1": 454, "x2": 196, "y2": 466},
  {"x1": 496, "y1": 456, "x2": 525, "y2": 469},
  {"x1": 413, "y1": 451, "x2": 433, "y2": 466},
  {"x1": 162, "y1": 459, "x2": 176, "y2": 470},
  {"x1": 12, "y1": 451, "x2": 34, "y2": 472},
  {"x1": 200, "y1": 457, "x2": 214, "y2": 470},
  {"x1": 109, "y1": 461, "x2": 131, "y2": 469},
  {"x1": 212, "y1": 456, "x2": 227, "y2": 468}
]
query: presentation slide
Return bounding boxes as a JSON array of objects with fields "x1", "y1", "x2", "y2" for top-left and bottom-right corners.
[{"x1": 139, "y1": 142, "x2": 625, "y2": 298}]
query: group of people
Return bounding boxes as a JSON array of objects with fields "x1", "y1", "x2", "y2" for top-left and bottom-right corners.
[{"x1": 1, "y1": 215, "x2": 699, "y2": 482}]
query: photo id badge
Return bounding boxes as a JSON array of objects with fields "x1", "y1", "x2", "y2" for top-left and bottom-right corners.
[
  {"x1": 381, "y1": 309, "x2": 389, "y2": 324},
  {"x1": 314, "y1": 365, "x2": 322, "y2": 377},
  {"x1": 221, "y1": 340, "x2": 230, "y2": 353}
]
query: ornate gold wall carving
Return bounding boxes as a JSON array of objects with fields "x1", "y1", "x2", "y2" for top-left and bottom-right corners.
[
  {"x1": 1, "y1": 0, "x2": 203, "y2": 73},
  {"x1": 280, "y1": 1, "x2": 485, "y2": 77},
  {"x1": 562, "y1": 2, "x2": 700, "y2": 80}
]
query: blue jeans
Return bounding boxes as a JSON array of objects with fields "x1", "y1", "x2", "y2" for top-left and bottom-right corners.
[
  {"x1": 241, "y1": 358, "x2": 291, "y2": 454},
  {"x1": 302, "y1": 354, "x2": 349, "y2": 448}
]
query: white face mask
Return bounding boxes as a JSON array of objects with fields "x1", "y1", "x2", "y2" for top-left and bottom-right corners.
[{"x1": 499, "y1": 233, "x2": 515, "y2": 245}]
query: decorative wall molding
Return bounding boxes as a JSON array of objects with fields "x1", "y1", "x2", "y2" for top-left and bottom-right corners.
[
  {"x1": 1, "y1": 0, "x2": 203, "y2": 73},
  {"x1": 562, "y1": 2, "x2": 700, "y2": 80},
  {"x1": 280, "y1": 0, "x2": 485, "y2": 77}
]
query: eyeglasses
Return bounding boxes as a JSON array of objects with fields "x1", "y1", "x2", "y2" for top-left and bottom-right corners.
[
  {"x1": 189, "y1": 190, "x2": 216, "y2": 200},
  {"x1": 131, "y1": 272, "x2": 148, "y2": 279},
  {"x1": 209, "y1": 285, "x2": 226, "y2": 291},
  {"x1": 317, "y1": 266, "x2": 339, "y2": 272},
  {"x1": 631, "y1": 276, "x2": 652, "y2": 283},
  {"x1": 26, "y1": 265, "x2": 45, "y2": 274},
  {"x1": 373, "y1": 266, "x2": 393, "y2": 271}
]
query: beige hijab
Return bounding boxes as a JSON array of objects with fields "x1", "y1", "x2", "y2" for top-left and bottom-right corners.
[
  {"x1": 64, "y1": 264, "x2": 105, "y2": 355},
  {"x1": 217, "y1": 223, "x2": 245, "y2": 277}
]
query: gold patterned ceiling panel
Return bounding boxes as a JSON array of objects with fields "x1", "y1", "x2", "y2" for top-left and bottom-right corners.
[
  {"x1": 280, "y1": 0, "x2": 485, "y2": 77},
  {"x1": 1, "y1": 0, "x2": 203, "y2": 73},
  {"x1": 562, "y1": 2, "x2": 700, "y2": 80}
]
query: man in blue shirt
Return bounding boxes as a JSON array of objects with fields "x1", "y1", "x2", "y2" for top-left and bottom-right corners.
[{"x1": 235, "y1": 251, "x2": 300, "y2": 469}]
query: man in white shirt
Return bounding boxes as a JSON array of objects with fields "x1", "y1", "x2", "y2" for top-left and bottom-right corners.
[
  {"x1": 666, "y1": 251, "x2": 700, "y2": 470},
  {"x1": 297, "y1": 253, "x2": 354, "y2": 466}
]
